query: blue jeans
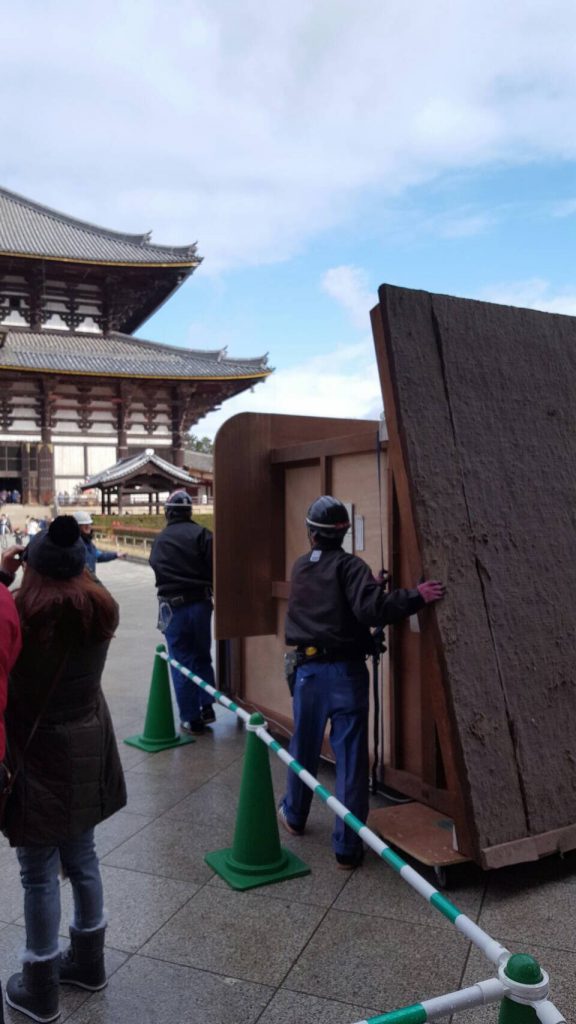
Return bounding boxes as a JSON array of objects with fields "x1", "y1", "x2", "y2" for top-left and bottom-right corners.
[
  {"x1": 281, "y1": 660, "x2": 369, "y2": 857},
  {"x1": 16, "y1": 828, "x2": 104, "y2": 958},
  {"x1": 162, "y1": 600, "x2": 216, "y2": 724}
]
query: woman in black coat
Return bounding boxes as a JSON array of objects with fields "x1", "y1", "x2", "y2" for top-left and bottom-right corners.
[{"x1": 3, "y1": 517, "x2": 126, "y2": 1023}]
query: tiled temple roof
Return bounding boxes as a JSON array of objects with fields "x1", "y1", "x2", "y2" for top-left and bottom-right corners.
[
  {"x1": 0, "y1": 328, "x2": 270, "y2": 380},
  {"x1": 0, "y1": 187, "x2": 200, "y2": 266}
]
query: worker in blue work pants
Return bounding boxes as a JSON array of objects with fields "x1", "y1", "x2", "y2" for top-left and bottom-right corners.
[
  {"x1": 278, "y1": 495, "x2": 445, "y2": 869},
  {"x1": 283, "y1": 658, "x2": 369, "y2": 859},
  {"x1": 150, "y1": 490, "x2": 217, "y2": 736},
  {"x1": 160, "y1": 598, "x2": 216, "y2": 733}
]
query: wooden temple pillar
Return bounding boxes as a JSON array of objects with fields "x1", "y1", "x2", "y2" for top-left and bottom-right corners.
[
  {"x1": 117, "y1": 382, "x2": 132, "y2": 460},
  {"x1": 171, "y1": 384, "x2": 196, "y2": 468},
  {"x1": 38, "y1": 379, "x2": 56, "y2": 504}
]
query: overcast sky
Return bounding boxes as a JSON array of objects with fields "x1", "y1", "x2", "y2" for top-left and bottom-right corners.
[{"x1": 3, "y1": 1, "x2": 576, "y2": 436}]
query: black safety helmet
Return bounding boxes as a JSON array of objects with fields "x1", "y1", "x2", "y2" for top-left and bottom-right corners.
[
  {"x1": 165, "y1": 489, "x2": 193, "y2": 520},
  {"x1": 305, "y1": 495, "x2": 350, "y2": 539}
]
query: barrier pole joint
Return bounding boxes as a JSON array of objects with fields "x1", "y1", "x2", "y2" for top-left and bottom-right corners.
[{"x1": 498, "y1": 955, "x2": 548, "y2": 1024}]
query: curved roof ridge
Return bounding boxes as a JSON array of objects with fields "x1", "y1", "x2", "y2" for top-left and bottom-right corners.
[
  {"x1": 0, "y1": 185, "x2": 198, "y2": 259},
  {"x1": 0, "y1": 327, "x2": 272, "y2": 378},
  {"x1": 119, "y1": 331, "x2": 270, "y2": 368}
]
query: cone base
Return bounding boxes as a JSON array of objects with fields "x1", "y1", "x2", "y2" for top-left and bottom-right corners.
[
  {"x1": 124, "y1": 732, "x2": 195, "y2": 751},
  {"x1": 205, "y1": 846, "x2": 310, "y2": 890}
]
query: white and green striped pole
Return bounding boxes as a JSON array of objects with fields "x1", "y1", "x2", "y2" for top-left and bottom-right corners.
[
  {"x1": 349, "y1": 973, "x2": 564, "y2": 1024},
  {"x1": 158, "y1": 649, "x2": 506, "y2": 962},
  {"x1": 351, "y1": 977, "x2": 505, "y2": 1024},
  {"x1": 157, "y1": 650, "x2": 565, "y2": 1023}
]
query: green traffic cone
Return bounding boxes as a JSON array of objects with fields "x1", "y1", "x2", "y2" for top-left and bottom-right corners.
[
  {"x1": 125, "y1": 644, "x2": 194, "y2": 751},
  {"x1": 499, "y1": 955, "x2": 543, "y2": 1024},
  {"x1": 205, "y1": 712, "x2": 310, "y2": 889}
]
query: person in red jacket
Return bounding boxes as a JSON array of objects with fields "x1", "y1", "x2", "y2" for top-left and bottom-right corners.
[
  {"x1": 0, "y1": 545, "x2": 23, "y2": 1024},
  {"x1": 0, "y1": 545, "x2": 23, "y2": 764}
]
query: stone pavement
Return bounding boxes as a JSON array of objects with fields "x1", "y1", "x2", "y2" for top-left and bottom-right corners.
[{"x1": 1, "y1": 560, "x2": 575, "y2": 1023}]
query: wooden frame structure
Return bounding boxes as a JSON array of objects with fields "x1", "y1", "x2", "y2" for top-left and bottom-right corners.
[{"x1": 214, "y1": 284, "x2": 576, "y2": 869}]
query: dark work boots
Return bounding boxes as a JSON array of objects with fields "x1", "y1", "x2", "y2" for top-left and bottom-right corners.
[
  {"x1": 5, "y1": 957, "x2": 60, "y2": 1022},
  {"x1": 59, "y1": 926, "x2": 107, "y2": 991}
]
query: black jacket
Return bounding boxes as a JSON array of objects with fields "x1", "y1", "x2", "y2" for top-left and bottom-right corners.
[
  {"x1": 4, "y1": 631, "x2": 126, "y2": 847},
  {"x1": 285, "y1": 546, "x2": 424, "y2": 653},
  {"x1": 149, "y1": 519, "x2": 213, "y2": 600}
]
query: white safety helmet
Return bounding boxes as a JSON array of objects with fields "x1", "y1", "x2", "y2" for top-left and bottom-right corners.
[{"x1": 73, "y1": 510, "x2": 93, "y2": 526}]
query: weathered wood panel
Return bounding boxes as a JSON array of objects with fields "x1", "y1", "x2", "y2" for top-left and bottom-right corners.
[{"x1": 373, "y1": 283, "x2": 576, "y2": 856}]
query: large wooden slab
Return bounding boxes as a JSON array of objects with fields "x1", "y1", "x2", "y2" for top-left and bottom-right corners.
[{"x1": 373, "y1": 285, "x2": 576, "y2": 859}]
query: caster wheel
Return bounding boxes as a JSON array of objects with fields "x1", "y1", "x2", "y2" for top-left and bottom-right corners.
[{"x1": 433, "y1": 865, "x2": 448, "y2": 888}]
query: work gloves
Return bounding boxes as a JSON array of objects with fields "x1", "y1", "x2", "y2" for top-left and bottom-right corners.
[{"x1": 417, "y1": 580, "x2": 446, "y2": 604}]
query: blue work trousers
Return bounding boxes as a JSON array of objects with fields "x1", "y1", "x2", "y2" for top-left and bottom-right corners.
[
  {"x1": 163, "y1": 599, "x2": 216, "y2": 724},
  {"x1": 282, "y1": 659, "x2": 369, "y2": 857},
  {"x1": 16, "y1": 828, "x2": 104, "y2": 958}
]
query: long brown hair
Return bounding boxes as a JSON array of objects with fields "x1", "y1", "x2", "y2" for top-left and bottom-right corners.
[{"x1": 15, "y1": 567, "x2": 119, "y2": 646}]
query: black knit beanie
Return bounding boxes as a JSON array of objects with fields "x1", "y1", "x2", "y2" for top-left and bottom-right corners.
[{"x1": 27, "y1": 516, "x2": 87, "y2": 579}]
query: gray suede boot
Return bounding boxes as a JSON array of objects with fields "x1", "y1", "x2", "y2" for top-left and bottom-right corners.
[
  {"x1": 59, "y1": 926, "x2": 106, "y2": 991},
  {"x1": 5, "y1": 958, "x2": 60, "y2": 1022}
]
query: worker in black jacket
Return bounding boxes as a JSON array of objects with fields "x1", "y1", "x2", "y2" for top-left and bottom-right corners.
[
  {"x1": 149, "y1": 490, "x2": 216, "y2": 734},
  {"x1": 278, "y1": 495, "x2": 445, "y2": 868}
]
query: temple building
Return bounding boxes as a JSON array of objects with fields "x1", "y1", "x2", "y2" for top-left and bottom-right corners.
[{"x1": 0, "y1": 187, "x2": 270, "y2": 502}]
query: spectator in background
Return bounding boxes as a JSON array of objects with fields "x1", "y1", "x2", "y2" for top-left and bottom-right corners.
[
  {"x1": 73, "y1": 511, "x2": 126, "y2": 575},
  {"x1": 0, "y1": 514, "x2": 12, "y2": 549},
  {"x1": 26, "y1": 519, "x2": 40, "y2": 540}
]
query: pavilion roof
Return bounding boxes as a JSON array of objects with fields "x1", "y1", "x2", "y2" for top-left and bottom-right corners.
[
  {"x1": 0, "y1": 187, "x2": 200, "y2": 267},
  {"x1": 82, "y1": 449, "x2": 197, "y2": 490},
  {"x1": 0, "y1": 327, "x2": 270, "y2": 380}
]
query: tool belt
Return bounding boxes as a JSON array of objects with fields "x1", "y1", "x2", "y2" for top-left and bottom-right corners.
[
  {"x1": 159, "y1": 588, "x2": 212, "y2": 608},
  {"x1": 295, "y1": 644, "x2": 366, "y2": 663},
  {"x1": 284, "y1": 644, "x2": 366, "y2": 697}
]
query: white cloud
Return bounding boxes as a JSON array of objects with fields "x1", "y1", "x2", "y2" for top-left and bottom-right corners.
[
  {"x1": 551, "y1": 199, "x2": 576, "y2": 218},
  {"x1": 321, "y1": 266, "x2": 375, "y2": 329},
  {"x1": 195, "y1": 338, "x2": 382, "y2": 439},
  {"x1": 436, "y1": 212, "x2": 496, "y2": 239},
  {"x1": 478, "y1": 278, "x2": 576, "y2": 316},
  {"x1": 2, "y1": 1, "x2": 576, "y2": 268}
]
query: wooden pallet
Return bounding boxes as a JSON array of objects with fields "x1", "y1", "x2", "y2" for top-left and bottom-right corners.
[{"x1": 368, "y1": 802, "x2": 470, "y2": 872}]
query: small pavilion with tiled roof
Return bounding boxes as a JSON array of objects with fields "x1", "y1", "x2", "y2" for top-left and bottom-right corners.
[
  {"x1": 81, "y1": 448, "x2": 199, "y2": 514},
  {"x1": 0, "y1": 187, "x2": 270, "y2": 502}
]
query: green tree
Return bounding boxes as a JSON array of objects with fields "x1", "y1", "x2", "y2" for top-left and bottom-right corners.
[{"x1": 185, "y1": 434, "x2": 214, "y2": 454}]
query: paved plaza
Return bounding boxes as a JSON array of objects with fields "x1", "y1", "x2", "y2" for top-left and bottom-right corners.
[{"x1": 1, "y1": 560, "x2": 575, "y2": 1023}]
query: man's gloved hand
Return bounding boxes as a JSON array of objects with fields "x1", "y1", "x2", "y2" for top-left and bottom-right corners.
[{"x1": 417, "y1": 580, "x2": 446, "y2": 604}]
